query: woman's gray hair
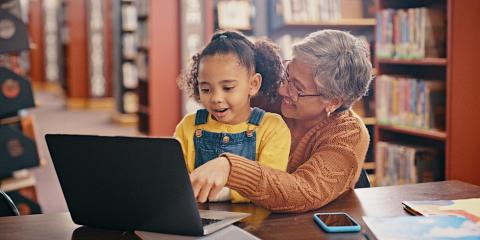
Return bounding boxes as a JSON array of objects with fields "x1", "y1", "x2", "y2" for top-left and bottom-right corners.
[{"x1": 292, "y1": 29, "x2": 372, "y2": 110}]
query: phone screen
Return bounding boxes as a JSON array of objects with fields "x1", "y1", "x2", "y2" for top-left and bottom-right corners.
[{"x1": 316, "y1": 213, "x2": 357, "y2": 227}]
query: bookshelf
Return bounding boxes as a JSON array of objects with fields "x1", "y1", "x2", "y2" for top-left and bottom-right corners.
[
  {"x1": 136, "y1": 0, "x2": 181, "y2": 136},
  {"x1": 374, "y1": 0, "x2": 480, "y2": 186},
  {"x1": 62, "y1": 0, "x2": 113, "y2": 109},
  {"x1": 111, "y1": 0, "x2": 139, "y2": 125},
  {"x1": 378, "y1": 58, "x2": 447, "y2": 66},
  {"x1": 272, "y1": 18, "x2": 375, "y2": 30}
]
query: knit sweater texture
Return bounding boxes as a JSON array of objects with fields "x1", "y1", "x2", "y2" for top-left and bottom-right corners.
[{"x1": 224, "y1": 109, "x2": 369, "y2": 213}]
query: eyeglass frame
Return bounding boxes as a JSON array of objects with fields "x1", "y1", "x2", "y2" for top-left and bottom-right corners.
[{"x1": 281, "y1": 60, "x2": 325, "y2": 102}]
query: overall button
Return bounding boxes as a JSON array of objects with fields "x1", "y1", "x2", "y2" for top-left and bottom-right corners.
[{"x1": 222, "y1": 135, "x2": 230, "y2": 144}]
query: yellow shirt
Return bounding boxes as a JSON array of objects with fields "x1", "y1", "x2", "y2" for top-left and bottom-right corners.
[{"x1": 174, "y1": 110, "x2": 291, "y2": 203}]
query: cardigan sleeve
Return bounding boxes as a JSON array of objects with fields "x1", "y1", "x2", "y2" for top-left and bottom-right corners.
[
  {"x1": 230, "y1": 113, "x2": 291, "y2": 203},
  {"x1": 224, "y1": 122, "x2": 365, "y2": 213}
]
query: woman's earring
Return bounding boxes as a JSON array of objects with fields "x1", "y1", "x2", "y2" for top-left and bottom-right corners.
[{"x1": 326, "y1": 107, "x2": 335, "y2": 118}]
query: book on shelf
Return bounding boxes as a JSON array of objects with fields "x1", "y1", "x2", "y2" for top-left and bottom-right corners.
[
  {"x1": 375, "y1": 141, "x2": 442, "y2": 186},
  {"x1": 279, "y1": 0, "x2": 369, "y2": 24},
  {"x1": 280, "y1": 0, "x2": 347, "y2": 23},
  {"x1": 217, "y1": 0, "x2": 252, "y2": 30},
  {"x1": 122, "y1": 62, "x2": 138, "y2": 89},
  {"x1": 137, "y1": 21, "x2": 149, "y2": 49},
  {"x1": 363, "y1": 216, "x2": 480, "y2": 240},
  {"x1": 122, "y1": 91, "x2": 138, "y2": 114},
  {"x1": 135, "y1": 51, "x2": 148, "y2": 80},
  {"x1": 135, "y1": 0, "x2": 148, "y2": 18},
  {"x1": 376, "y1": 7, "x2": 446, "y2": 59},
  {"x1": 402, "y1": 198, "x2": 480, "y2": 225},
  {"x1": 121, "y1": 4, "x2": 137, "y2": 31},
  {"x1": 122, "y1": 33, "x2": 137, "y2": 59},
  {"x1": 376, "y1": 75, "x2": 445, "y2": 130}
]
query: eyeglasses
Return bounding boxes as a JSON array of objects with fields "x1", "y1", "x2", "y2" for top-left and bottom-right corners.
[{"x1": 281, "y1": 60, "x2": 325, "y2": 102}]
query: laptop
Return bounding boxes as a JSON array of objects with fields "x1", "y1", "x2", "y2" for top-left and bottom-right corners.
[{"x1": 45, "y1": 134, "x2": 250, "y2": 236}]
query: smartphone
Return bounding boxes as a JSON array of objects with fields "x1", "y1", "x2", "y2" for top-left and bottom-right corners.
[{"x1": 313, "y1": 212, "x2": 361, "y2": 233}]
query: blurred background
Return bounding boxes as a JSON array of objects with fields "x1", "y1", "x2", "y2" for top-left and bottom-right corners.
[{"x1": 1, "y1": 0, "x2": 479, "y2": 216}]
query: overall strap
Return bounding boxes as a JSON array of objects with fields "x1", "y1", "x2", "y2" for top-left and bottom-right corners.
[
  {"x1": 248, "y1": 107, "x2": 265, "y2": 126},
  {"x1": 194, "y1": 109, "x2": 209, "y2": 126}
]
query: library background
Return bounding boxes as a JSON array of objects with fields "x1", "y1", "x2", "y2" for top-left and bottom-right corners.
[{"x1": 1, "y1": 0, "x2": 479, "y2": 215}]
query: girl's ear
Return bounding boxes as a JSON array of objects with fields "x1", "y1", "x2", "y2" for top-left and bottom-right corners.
[{"x1": 249, "y1": 73, "x2": 262, "y2": 96}]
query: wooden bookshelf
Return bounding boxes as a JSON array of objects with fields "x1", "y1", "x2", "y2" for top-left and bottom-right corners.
[
  {"x1": 136, "y1": 0, "x2": 181, "y2": 136},
  {"x1": 28, "y1": 0, "x2": 45, "y2": 87},
  {"x1": 374, "y1": 0, "x2": 480, "y2": 186},
  {"x1": 447, "y1": 0, "x2": 480, "y2": 185},
  {"x1": 377, "y1": 124, "x2": 447, "y2": 141},
  {"x1": 377, "y1": 58, "x2": 447, "y2": 66},
  {"x1": 280, "y1": 18, "x2": 376, "y2": 28},
  {"x1": 63, "y1": 0, "x2": 113, "y2": 110}
]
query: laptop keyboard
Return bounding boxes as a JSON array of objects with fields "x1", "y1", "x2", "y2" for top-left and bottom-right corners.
[{"x1": 201, "y1": 218, "x2": 222, "y2": 226}]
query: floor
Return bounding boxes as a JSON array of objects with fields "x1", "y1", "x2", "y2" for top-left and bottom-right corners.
[{"x1": 30, "y1": 90, "x2": 138, "y2": 213}]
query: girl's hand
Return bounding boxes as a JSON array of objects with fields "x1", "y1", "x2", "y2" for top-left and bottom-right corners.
[{"x1": 190, "y1": 156, "x2": 231, "y2": 203}]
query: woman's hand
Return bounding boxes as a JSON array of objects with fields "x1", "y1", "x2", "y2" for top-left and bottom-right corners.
[{"x1": 190, "y1": 156, "x2": 231, "y2": 203}]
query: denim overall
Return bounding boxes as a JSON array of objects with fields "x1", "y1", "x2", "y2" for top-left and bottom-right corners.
[{"x1": 194, "y1": 107, "x2": 265, "y2": 168}]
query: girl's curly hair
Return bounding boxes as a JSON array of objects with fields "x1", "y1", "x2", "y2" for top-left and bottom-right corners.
[{"x1": 178, "y1": 30, "x2": 283, "y2": 103}]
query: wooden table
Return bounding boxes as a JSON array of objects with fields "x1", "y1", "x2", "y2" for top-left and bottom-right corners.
[{"x1": 0, "y1": 180, "x2": 479, "y2": 240}]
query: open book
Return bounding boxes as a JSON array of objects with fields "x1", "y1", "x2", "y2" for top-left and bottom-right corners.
[
  {"x1": 402, "y1": 198, "x2": 480, "y2": 225},
  {"x1": 363, "y1": 216, "x2": 480, "y2": 239}
]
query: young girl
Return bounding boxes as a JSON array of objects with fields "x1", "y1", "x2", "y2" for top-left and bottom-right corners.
[{"x1": 175, "y1": 30, "x2": 290, "y2": 203}]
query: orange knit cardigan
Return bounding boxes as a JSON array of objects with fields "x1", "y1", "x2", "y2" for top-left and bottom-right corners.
[{"x1": 224, "y1": 110, "x2": 370, "y2": 213}]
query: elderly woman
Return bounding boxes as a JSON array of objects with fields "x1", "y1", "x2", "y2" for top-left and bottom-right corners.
[{"x1": 189, "y1": 29, "x2": 373, "y2": 213}]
